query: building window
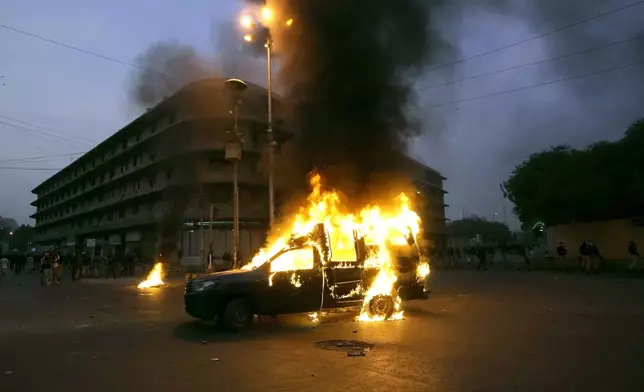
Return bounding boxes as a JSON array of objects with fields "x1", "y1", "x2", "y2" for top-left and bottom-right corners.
[
  {"x1": 149, "y1": 153, "x2": 157, "y2": 162},
  {"x1": 148, "y1": 175, "x2": 156, "y2": 188},
  {"x1": 168, "y1": 110, "x2": 176, "y2": 124},
  {"x1": 166, "y1": 168, "x2": 173, "y2": 179},
  {"x1": 136, "y1": 132, "x2": 141, "y2": 142},
  {"x1": 132, "y1": 204, "x2": 139, "y2": 215},
  {"x1": 119, "y1": 209, "x2": 125, "y2": 218},
  {"x1": 110, "y1": 169, "x2": 115, "y2": 179}
]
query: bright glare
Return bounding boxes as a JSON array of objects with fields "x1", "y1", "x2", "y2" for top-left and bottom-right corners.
[
  {"x1": 286, "y1": 18, "x2": 293, "y2": 26},
  {"x1": 417, "y1": 261, "x2": 430, "y2": 279},
  {"x1": 243, "y1": 34, "x2": 253, "y2": 42},
  {"x1": 240, "y1": 15, "x2": 254, "y2": 29},
  {"x1": 261, "y1": 7, "x2": 273, "y2": 22},
  {"x1": 137, "y1": 263, "x2": 166, "y2": 289}
]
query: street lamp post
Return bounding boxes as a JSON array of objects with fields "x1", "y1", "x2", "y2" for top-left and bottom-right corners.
[
  {"x1": 266, "y1": 36, "x2": 276, "y2": 229},
  {"x1": 224, "y1": 78, "x2": 248, "y2": 270},
  {"x1": 240, "y1": 9, "x2": 291, "y2": 230}
]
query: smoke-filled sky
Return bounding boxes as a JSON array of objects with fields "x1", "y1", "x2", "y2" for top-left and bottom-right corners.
[{"x1": 1, "y1": 0, "x2": 643, "y2": 228}]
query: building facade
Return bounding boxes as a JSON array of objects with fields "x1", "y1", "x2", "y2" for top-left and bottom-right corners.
[
  {"x1": 30, "y1": 78, "x2": 448, "y2": 263},
  {"x1": 397, "y1": 156, "x2": 448, "y2": 248},
  {"x1": 30, "y1": 78, "x2": 289, "y2": 263}
]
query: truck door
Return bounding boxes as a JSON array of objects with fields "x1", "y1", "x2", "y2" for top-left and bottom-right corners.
[
  {"x1": 324, "y1": 230, "x2": 364, "y2": 306},
  {"x1": 265, "y1": 246, "x2": 323, "y2": 314},
  {"x1": 327, "y1": 262, "x2": 363, "y2": 305}
]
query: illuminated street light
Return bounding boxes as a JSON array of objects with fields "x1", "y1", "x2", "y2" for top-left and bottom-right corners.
[
  {"x1": 261, "y1": 7, "x2": 273, "y2": 23},
  {"x1": 243, "y1": 34, "x2": 253, "y2": 42},
  {"x1": 240, "y1": 15, "x2": 254, "y2": 29},
  {"x1": 286, "y1": 18, "x2": 293, "y2": 26}
]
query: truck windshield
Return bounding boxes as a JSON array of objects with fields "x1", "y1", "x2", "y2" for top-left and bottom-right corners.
[{"x1": 268, "y1": 246, "x2": 314, "y2": 272}]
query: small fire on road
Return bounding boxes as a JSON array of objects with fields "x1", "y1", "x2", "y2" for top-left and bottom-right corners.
[{"x1": 137, "y1": 263, "x2": 166, "y2": 289}]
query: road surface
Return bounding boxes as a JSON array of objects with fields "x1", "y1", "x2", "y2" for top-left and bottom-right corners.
[{"x1": 1, "y1": 270, "x2": 644, "y2": 391}]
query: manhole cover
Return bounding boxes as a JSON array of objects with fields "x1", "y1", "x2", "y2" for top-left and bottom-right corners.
[{"x1": 314, "y1": 339, "x2": 374, "y2": 353}]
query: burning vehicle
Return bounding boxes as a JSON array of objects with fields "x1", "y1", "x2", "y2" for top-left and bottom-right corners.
[{"x1": 184, "y1": 174, "x2": 431, "y2": 330}]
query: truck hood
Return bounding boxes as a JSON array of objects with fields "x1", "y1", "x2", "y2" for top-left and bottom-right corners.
[{"x1": 191, "y1": 268, "x2": 260, "y2": 283}]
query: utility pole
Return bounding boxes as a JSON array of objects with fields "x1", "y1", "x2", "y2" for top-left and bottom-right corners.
[
  {"x1": 266, "y1": 37, "x2": 276, "y2": 229},
  {"x1": 208, "y1": 203, "x2": 213, "y2": 271},
  {"x1": 224, "y1": 78, "x2": 247, "y2": 270}
]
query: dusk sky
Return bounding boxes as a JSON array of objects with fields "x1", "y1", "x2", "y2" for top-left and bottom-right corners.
[{"x1": 1, "y1": 0, "x2": 643, "y2": 228}]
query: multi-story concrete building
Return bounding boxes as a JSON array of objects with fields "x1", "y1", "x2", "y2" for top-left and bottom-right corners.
[
  {"x1": 30, "y1": 78, "x2": 291, "y2": 263},
  {"x1": 397, "y1": 156, "x2": 448, "y2": 248},
  {"x1": 30, "y1": 78, "x2": 448, "y2": 263}
]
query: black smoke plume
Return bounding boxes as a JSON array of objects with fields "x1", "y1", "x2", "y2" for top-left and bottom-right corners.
[
  {"x1": 262, "y1": 0, "x2": 449, "y2": 204},
  {"x1": 128, "y1": 41, "x2": 211, "y2": 109}
]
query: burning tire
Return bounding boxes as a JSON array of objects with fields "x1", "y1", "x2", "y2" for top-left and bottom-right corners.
[
  {"x1": 221, "y1": 298, "x2": 253, "y2": 331},
  {"x1": 367, "y1": 295, "x2": 395, "y2": 319}
]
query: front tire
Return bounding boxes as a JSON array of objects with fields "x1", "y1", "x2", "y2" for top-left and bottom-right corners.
[
  {"x1": 368, "y1": 294, "x2": 395, "y2": 319},
  {"x1": 221, "y1": 298, "x2": 253, "y2": 331}
]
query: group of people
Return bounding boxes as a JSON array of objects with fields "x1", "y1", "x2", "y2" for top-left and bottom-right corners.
[
  {"x1": 556, "y1": 240, "x2": 642, "y2": 274},
  {"x1": 1, "y1": 253, "x2": 41, "y2": 277},
  {"x1": 0, "y1": 248, "x2": 154, "y2": 285}
]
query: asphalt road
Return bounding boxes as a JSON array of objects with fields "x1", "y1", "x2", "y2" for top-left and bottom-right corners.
[{"x1": 1, "y1": 270, "x2": 644, "y2": 392}]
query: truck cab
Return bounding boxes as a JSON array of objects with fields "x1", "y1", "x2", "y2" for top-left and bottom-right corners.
[{"x1": 184, "y1": 224, "x2": 430, "y2": 330}]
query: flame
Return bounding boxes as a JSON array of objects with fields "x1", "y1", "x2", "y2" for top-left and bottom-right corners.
[
  {"x1": 290, "y1": 272, "x2": 302, "y2": 288},
  {"x1": 137, "y1": 263, "x2": 165, "y2": 289},
  {"x1": 242, "y1": 172, "x2": 422, "y2": 322},
  {"x1": 417, "y1": 261, "x2": 430, "y2": 280}
]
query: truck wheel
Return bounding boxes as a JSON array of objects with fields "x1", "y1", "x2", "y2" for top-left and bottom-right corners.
[
  {"x1": 221, "y1": 298, "x2": 253, "y2": 331},
  {"x1": 368, "y1": 295, "x2": 395, "y2": 319}
]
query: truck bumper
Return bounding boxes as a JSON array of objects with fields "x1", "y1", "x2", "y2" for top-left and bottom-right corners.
[{"x1": 184, "y1": 292, "x2": 220, "y2": 320}]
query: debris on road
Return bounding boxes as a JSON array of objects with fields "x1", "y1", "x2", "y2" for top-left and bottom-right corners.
[
  {"x1": 348, "y1": 350, "x2": 366, "y2": 357},
  {"x1": 4, "y1": 370, "x2": 12, "y2": 375},
  {"x1": 210, "y1": 358, "x2": 219, "y2": 362},
  {"x1": 201, "y1": 340, "x2": 208, "y2": 345}
]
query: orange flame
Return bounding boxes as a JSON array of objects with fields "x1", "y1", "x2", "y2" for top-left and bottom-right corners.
[
  {"x1": 242, "y1": 173, "x2": 423, "y2": 321},
  {"x1": 137, "y1": 263, "x2": 166, "y2": 289}
]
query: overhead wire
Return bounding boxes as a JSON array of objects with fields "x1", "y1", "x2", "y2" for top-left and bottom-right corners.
[
  {"x1": 417, "y1": 33, "x2": 644, "y2": 91},
  {"x1": 0, "y1": 166, "x2": 63, "y2": 171},
  {"x1": 0, "y1": 152, "x2": 84, "y2": 164},
  {"x1": 0, "y1": 114, "x2": 97, "y2": 145},
  {"x1": 412, "y1": 0, "x2": 644, "y2": 77},
  {"x1": 0, "y1": 22, "x2": 170, "y2": 78},
  {"x1": 416, "y1": 59, "x2": 644, "y2": 110},
  {"x1": 0, "y1": 119, "x2": 94, "y2": 146}
]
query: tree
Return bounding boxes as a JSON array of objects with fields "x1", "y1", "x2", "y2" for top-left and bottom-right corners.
[
  {"x1": 503, "y1": 118, "x2": 644, "y2": 227},
  {"x1": 447, "y1": 216, "x2": 513, "y2": 245}
]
